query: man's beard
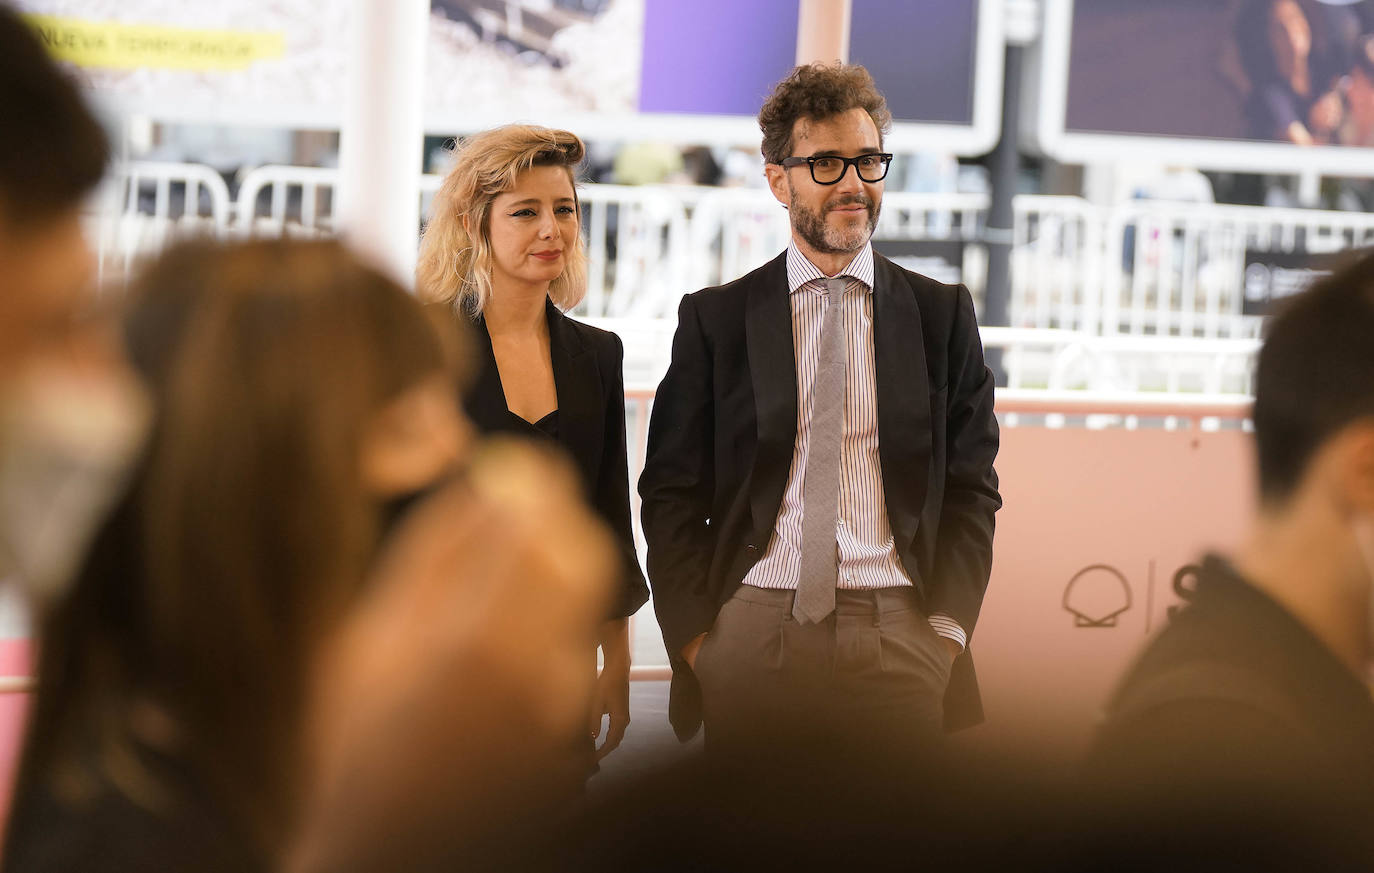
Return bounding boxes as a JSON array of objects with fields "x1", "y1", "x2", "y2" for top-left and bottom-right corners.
[{"x1": 789, "y1": 184, "x2": 880, "y2": 255}]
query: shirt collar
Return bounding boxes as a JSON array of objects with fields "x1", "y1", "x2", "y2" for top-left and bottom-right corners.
[{"x1": 786, "y1": 239, "x2": 875, "y2": 295}]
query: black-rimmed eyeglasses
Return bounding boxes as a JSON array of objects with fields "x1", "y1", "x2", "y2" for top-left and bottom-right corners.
[{"x1": 778, "y1": 152, "x2": 893, "y2": 185}]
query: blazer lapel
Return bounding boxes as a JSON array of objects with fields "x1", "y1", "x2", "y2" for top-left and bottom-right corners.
[
  {"x1": 466, "y1": 315, "x2": 512, "y2": 429},
  {"x1": 547, "y1": 300, "x2": 603, "y2": 483},
  {"x1": 872, "y1": 254, "x2": 932, "y2": 549},
  {"x1": 745, "y1": 253, "x2": 797, "y2": 532}
]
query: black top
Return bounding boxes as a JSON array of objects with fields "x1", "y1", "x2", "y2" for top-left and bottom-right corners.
[
  {"x1": 463, "y1": 299, "x2": 649, "y2": 620},
  {"x1": 506, "y1": 408, "x2": 559, "y2": 440},
  {"x1": 1088, "y1": 556, "x2": 1374, "y2": 853}
]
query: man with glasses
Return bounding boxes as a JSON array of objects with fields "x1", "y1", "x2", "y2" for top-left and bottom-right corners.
[{"x1": 640, "y1": 63, "x2": 1001, "y2": 761}]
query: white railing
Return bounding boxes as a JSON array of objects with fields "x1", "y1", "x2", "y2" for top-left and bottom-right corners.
[
  {"x1": 90, "y1": 161, "x2": 233, "y2": 284},
  {"x1": 1091, "y1": 201, "x2": 1374, "y2": 340},
  {"x1": 575, "y1": 184, "x2": 693, "y2": 319},
  {"x1": 90, "y1": 162, "x2": 1362, "y2": 370},
  {"x1": 1012, "y1": 195, "x2": 1098, "y2": 333},
  {"x1": 979, "y1": 327, "x2": 1260, "y2": 395},
  {"x1": 236, "y1": 164, "x2": 340, "y2": 238},
  {"x1": 1011, "y1": 199, "x2": 1374, "y2": 340},
  {"x1": 599, "y1": 321, "x2": 1259, "y2": 398}
]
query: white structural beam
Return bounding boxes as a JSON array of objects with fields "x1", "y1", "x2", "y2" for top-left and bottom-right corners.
[
  {"x1": 796, "y1": 0, "x2": 852, "y2": 65},
  {"x1": 337, "y1": 0, "x2": 429, "y2": 287}
]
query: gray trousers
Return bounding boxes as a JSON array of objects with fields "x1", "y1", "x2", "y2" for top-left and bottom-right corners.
[{"x1": 693, "y1": 585, "x2": 953, "y2": 762}]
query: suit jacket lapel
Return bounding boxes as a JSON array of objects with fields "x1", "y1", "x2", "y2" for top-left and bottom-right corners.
[
  {"x1": 872, "y1": 254, "x2": 932, "y2": 550},
  {"x1": 547, "y1": 300, "x2": 603, "y2": 482},
  {"x1": 745, "y1": 253, "x2": 797, "y2": 532},
  {"x1": 467, "y1": 315, "x2": 511, "y2": 428}
]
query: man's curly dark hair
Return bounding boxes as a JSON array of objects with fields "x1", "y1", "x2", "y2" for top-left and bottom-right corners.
[{"x1": 758, "y1": 62, "x2": 892, "y2": 165}]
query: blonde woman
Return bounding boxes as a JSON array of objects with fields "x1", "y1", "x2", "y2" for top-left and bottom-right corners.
[{"x1": 418, "y1": 125, "x2": 648, "y2": 765}]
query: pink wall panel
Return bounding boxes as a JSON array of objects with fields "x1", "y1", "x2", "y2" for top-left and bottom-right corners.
[
  {"x1": 0, "y1": 640, "x2": 31, "y2": 840},
  {"x1": 964, "y1": 426, "x2": 1256, "y2": 759}
]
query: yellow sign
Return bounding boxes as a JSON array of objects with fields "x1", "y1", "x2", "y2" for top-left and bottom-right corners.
[{"x1": 23, "y1": 14, "x2": 285, "y2": 71}]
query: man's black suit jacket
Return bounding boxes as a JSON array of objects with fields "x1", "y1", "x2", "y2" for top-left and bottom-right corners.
[
  {"x1": 464, "y1": 299, "x2": 649, "y2": 620},
  {"x1": 639, "y1": 251, "x2": 1001, "y2": 739}
]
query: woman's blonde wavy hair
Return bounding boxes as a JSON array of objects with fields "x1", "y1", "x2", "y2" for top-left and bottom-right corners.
[{"x1": 417, "y1": 124, "x2": 588, "y2": 315}]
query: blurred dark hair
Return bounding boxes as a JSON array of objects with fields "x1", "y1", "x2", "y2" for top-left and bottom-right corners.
[
  {"x1": 12, "y1": 238, "x2": 459, "y2": 857},
  {"x1": 0, "y1": 5, "x2": 108, "y2": 228},
  {"x1": 1253, "y1": 249, "x2": 1374, "y2": 502},
  {"x1": 1232, "y1": 0, "x2": 1349, "y2": 90},
  {"x1": 758, "y1": 62, "x2": 891, "y2": 166},
  {"x1": 1237, "y1": 1, "x2": 1285, "y2": 87}
]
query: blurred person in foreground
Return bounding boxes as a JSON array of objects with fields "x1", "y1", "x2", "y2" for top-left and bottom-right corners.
[
  {"x1": 0, "y1": 4, "x2": 147, "y2": 609},
  {"x1": 0, "y1": 10, "x2": 618, "y2": 870},
  {"x1": 2, "y1": 238, "x2": 469, "y2": 871},
  {"x1": 639, "y1": 62, "x2": 1000, "y2": 761},
  {"x1": 417, "y1": 124, "x2": 648, "y2": 767},
  {"x1": 1089, "y1": 251, "x2": 1374, "y2": 863},
  {"x1": 1, "y1": 239, "x2": 615, "y2": 873}
]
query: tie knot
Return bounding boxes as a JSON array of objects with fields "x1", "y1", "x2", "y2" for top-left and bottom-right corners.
[{"x1": 823, "y1": 277, "x2": 847, "y2": 301}]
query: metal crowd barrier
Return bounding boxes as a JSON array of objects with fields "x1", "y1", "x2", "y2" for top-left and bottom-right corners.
[
  {"x1": 594, "y1": 320, "x2": 1260, "y2": 401},
  {"x1": 90, "y1": 161, "x2": 233, "y2": 285},
  {"x1": 236, "y1": 164, "x2": 339, "y2": 237},
  {"x1": 92, "y1": 161, "x2": 1374, "y2": 345},
  {"x1": 1013, "y1": 199, "x2": 1374, "y2": 339},
  {"x1": 81, "y1": 161, "x2": 1279, "y2": 405}
]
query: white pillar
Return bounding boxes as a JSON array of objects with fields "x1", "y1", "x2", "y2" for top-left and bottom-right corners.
[
  {"x1": 337, "y1": 0, "x2": 429, "y2": 287},
  {"x1": 796, "y1": 0, "x2": 851, "y2": 65}
]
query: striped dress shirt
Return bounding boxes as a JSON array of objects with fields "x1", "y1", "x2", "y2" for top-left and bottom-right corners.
[{"x1": 740, "y1": 241, "x2": 967, "y2": 650}]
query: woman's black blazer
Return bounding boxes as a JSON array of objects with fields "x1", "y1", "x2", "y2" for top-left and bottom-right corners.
[{"x1": 463, "y1": 298, "x2": 649, "y2": 620}]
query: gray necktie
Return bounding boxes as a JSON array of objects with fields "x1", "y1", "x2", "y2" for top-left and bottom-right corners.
[{"x1": 793, "y1": 277, "x2": 848, "y2": 625}]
